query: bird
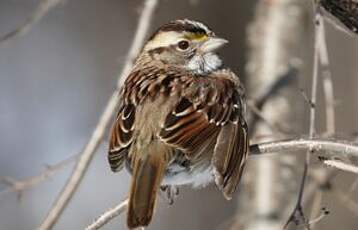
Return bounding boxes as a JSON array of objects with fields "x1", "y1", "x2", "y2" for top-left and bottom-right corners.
[{"x1": 108, "y1": 19, "x2": 249, "y2": 229}]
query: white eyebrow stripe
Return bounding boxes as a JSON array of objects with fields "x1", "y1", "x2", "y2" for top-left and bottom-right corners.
[
  {"x1": 144, "y1": 20, "x2": 213, "y2": 51},
  {"x1": 144, "y1": 31, "x2": 182, "y2": 50}
]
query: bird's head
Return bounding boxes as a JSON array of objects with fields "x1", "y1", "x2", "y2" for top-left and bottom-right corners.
[{"x1": 142, "y1": 19, "x2": 228, "y2": 74}]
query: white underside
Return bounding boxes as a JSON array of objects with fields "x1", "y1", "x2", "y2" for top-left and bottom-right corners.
[{"x1": 162, "y1": 165, "x2": 214, "y2": 188}]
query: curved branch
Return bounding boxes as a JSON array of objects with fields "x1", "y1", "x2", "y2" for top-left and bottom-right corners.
[
  {"x1": 0, "y1": 0, "x2": 66, "y2": 45},
  {"x1": 0, "y1": 154, "x2": 78, "y2": 199},
  {"x1": 86, "y1": 138, "x2": 358, "y2": 230},
  {"x1": 38, "y1": 0, "x2": 159, "y2": 229},
  {"x1": 86, "y1": 199, "x2": 129, "y2": 230},
  {"x1": 322, "y1": 160, "x2": 358, "y2": 174},
  {"x1": 250, "y1": 138, "x2": 358, "y2": 159}
]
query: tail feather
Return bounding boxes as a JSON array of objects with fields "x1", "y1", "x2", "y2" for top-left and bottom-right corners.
[{"x1": 127, "y1": 142, "x2": 170, "y2": 229}]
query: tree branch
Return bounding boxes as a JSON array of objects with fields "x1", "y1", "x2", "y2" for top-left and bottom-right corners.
[
  {"x1": 86, "y1": 137, "x2": 358, "y2": 229},
  {"x1": 0, "y1": 154, "x2": 78, "y2": 200},
  {"x1": 318, "y1": 18, "x2": 335, "y2": 136},
  {"x1": 0, "y1": 0, "x2": 66, "y2": 45},
  {"x1": 38, "y1": 0, "x2": 159, "y2": 229},
  {"x1": 322, "y1": 159, "x2": 358, "y2": 174},
  {"x1": 284, "y1": 4, "x2": 327, "y2": 229},
  {"x1": 85, "y1": 199, "x2": 129, "y2": 230},
  {"x1": 250, "y1": 138, "x2": 358, "y2": 158}
]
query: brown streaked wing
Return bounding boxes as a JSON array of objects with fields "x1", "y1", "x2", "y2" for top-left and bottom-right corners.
[
  {"x1": 108, "y1": 103, "x2": 135, "y2": 172},
  {"x1": 212, "y1": 117, "x2": 248, "y2": 200},
  {"x1": 108, "y1": 66, "x2": 184, "y2": 172},
  {"x1": 159, "y1": 74, "x2": 244, "y2": 163},
  {"x1": 159, "y1": 70, "x2": 249, "y2": 199}
]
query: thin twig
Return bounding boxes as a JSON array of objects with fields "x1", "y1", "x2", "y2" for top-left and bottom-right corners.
[
  {"x1": 322, "y1": 159, "x2": 358, "y2": 174},
  {"x1": 308, "y1": 189, "x2": 323, "y2": 229},
  {"x1": 299, "y1": 88, "x2": 315, "y2": 109},
  {"x1": 304, "y1": 6, "x2": 336, "y2": 229},
  {"x1": 0, "y1": 0, "x2": 66, "y2": 45},
  {"x1": 86, "y1": 137, "x2": 358, "y2": 229},
  {"x1": 86, "y1": 199, "x2": 129, "y2": 230},
  {"x1": 250, "y1": 138, "x2": 358, "y2": 158},
  {"x1": 307, "y1": 207, "x2": 329, "y2": 227},
  {"x1": 38, "y1": 0, "x2": 159, "y2": 229},
  {"x1": 280, "y1": 168, "x2": 336, "y2": 229},
  {"x1": 307, "y1": 5, "x2": 322, "y2": 137},
  {"x1": 318, "y1": 20, "x2": 335, "y2": 136},
  {"x1": 284, "y1": 5, "x2": 322, "y2": 228},
  {"x1": 0, "y1": 154, "x2": 78, "y2": 199}
]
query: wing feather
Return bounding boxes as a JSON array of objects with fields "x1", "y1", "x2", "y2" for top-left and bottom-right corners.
[
  {"x1": 108, "y1": 103, "x2": 135, "y2": 172},
  {"x1": 212, "y1": 118, "x2": 248, "y2": 200},
  {"x1": 158, "y1": 70, "x2": 248, "y2": 199}
]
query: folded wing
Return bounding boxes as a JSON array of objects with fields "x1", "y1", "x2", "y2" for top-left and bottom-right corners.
[{"x1": 159, "y1": 71, "x2": 249, "y2": 198}]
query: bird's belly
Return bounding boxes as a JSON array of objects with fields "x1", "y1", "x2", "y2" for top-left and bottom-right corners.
[{"x1": 161, "y1": 163, "x2": 214, "y2": 188}]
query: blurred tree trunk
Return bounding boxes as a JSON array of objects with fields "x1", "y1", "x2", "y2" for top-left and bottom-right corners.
[{"x1": 234, "y1": 0, "x2": 309, "y2": 229}]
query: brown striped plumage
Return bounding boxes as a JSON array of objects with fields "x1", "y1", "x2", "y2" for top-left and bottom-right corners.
[
  {"x1": 108, "y1": 19, "x2": 248, "y2": 229},
  {"x1": 320, "y1": 0, "x2": 358, "y2": 34}
]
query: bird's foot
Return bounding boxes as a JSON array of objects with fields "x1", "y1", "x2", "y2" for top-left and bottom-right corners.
[{"x1": 160, "y1": 185, "x2": 179, "y2": 205}]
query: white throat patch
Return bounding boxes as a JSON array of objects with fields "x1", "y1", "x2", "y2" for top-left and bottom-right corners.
[{"x1": 187, "y1": 53, "x2": 222, "y2": 74}]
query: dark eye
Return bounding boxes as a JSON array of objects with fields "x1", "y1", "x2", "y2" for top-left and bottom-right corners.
[{"x1": 177, "y1": 40, "x2": 190, "y2": 50}]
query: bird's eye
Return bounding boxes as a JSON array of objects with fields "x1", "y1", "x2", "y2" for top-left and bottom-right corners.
[{"x1": 177, "y1": 40, "x2": 190, "y2": 50}]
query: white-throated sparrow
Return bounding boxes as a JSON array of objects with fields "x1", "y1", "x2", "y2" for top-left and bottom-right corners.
[{"x1": 108, "y1": 19, "x2": 248, "y2": 229}]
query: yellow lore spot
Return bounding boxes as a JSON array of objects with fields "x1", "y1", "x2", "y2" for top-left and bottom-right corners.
[{"x1": 185, "y1": 33, "x2": 208, "y2": 41}]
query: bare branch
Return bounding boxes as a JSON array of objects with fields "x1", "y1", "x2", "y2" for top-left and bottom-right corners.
[
  {"x1": 322, "y1": 159, "x2": 358, "y2": 174},
  {"x1": 250, "y1": 138, "x2": 358, "y2": 159},
  {"x1": 86, "y1": 137, "x2": 358, "y2": 229},
  {"x1": 289, "y1": 6, "x2": 336, "y2": 229},
  {"x1": 4, "y1": 128, "x2": 285, "y2": 200},
  {"x1": 86, "y1": 199, "x2": 129, "y2": 230},
  {"x1": 309, "y1": 14, "x2": 320, "y2": 138},
  {"x1": 38, "y1": 0, "x2": 159, "y2": 229},
  {"x1": 308, "y1": 190, "x2": 323, "y2": 229},
  {"x1": 284, "y1": 4, "x2": 325, "y2": 229},
  {"x1": 318, "y1": 20, "x2": 336, "y2": 136},
  {"x1": 307, "y1": 207, "x2": 330, "y2": 227},
  {"x1": 299, "y1": 88, "x2": 315, "y2": 111},
  {"x1": 0, "y1": 154, "x2": 78, "y2": 199},
  {"x1": 0, "y1": 0, "x2": 66, "y2": 45}
]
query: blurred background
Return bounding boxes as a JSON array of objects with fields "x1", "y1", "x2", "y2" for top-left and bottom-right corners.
[{"x1": 0, "y1": 0, "x2": 357, "y2": 229}]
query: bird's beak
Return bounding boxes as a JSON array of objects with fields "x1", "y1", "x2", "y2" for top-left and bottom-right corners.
[{"x1": 200, "y1": 37, "x2": 228, "y2": 53}]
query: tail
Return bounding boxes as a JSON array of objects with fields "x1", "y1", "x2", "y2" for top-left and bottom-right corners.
[{"x1": 127, "y1": 141, "x2": 171, "y2": 229}]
